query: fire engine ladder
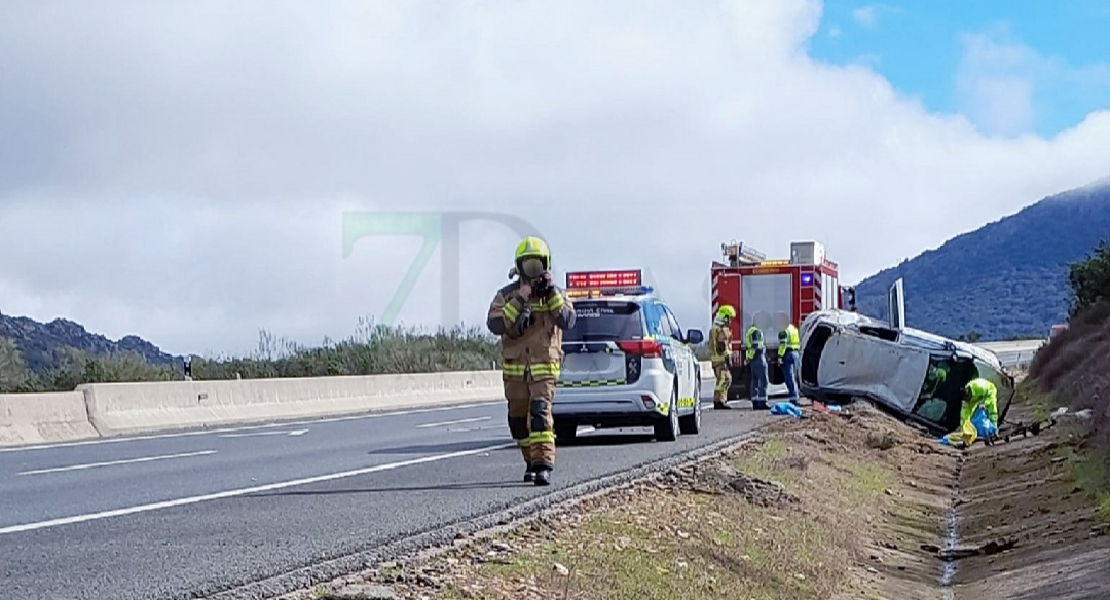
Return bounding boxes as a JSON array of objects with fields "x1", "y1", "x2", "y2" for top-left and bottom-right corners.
[{"x1": 719, "y1": 239, "x2": 767, "y2": 267}]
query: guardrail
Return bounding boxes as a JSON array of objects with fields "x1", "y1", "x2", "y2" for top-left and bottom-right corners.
[{"x1": 0, "y1": 361, "x2": 715, "y2": 448}]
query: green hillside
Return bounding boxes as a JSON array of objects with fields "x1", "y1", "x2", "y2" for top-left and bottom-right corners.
[{"x1": 853, "y1": 178, "x2": 1110, "y2": 341}]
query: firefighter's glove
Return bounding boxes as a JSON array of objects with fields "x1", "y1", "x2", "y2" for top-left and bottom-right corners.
[
  {"x1": 508, "y1": 302, "x2": 533, "y2": 337},
  {"x1": 715, "y1": 341, "x2": 727, "y2": 353},
  {"x1": 527, "y1": 273, "x2": 552, "y2": 300}
]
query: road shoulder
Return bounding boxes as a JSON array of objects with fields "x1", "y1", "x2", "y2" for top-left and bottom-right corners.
[{"x1": 287, "y1": 403, "x2": 961, "y2": 600}]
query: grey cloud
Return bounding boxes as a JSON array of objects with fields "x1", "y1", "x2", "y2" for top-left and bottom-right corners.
[{"x1": 1, "y1": 0, "x2": 1108, "y2": 354}]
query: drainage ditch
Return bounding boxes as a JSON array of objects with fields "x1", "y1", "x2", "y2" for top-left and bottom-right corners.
[{"x1": 938, "y1": 452, "x2": 966, "y2": 599}]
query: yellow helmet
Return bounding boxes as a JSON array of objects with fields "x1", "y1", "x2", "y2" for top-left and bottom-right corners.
[
  {"x1": 716, "y1": 305, "x2": 736, "y2": 320},
  {"x1": 514, "y1": 236, "x2": 551, "y2": 278}
]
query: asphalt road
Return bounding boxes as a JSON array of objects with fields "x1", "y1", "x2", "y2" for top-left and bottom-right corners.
[{"x1": 0, "y1": 383, "x2": 773, "y2": 600}]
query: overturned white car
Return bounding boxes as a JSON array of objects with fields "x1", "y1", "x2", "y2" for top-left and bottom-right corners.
[{"x1": 798, "y1": 279, "x2": 1015, "y2": 436}]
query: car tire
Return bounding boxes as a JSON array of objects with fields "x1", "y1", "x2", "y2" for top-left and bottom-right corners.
[
  {"x1": 655, "y1": 382, "x2": 679, "y2": 442},
  {"x1": 679, "y1": 384, "x2": 702, "y2": 435}
]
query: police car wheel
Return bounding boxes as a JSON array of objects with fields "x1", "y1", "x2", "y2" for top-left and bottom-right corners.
[
  {"x1": 679, "y1": 368, "x2": 701, "y2": 435},
  {"x1": 679, "y1": 390, "x2": 701, "y2": 435},
  {"x1": 655, "y1": 383, "x2": 679, "y2": 442}
]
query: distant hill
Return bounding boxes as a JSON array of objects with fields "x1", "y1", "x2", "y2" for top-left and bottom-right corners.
[
  {"x1": 0, "y1": 311, "x2": 177, "y2": 373},
  {"x1": 853, "y1": 178, "x2": 1110, "y2": 341}
]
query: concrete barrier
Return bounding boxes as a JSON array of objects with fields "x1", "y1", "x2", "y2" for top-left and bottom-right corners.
[
  {"x1": 1, "y1": 361, "x2": 717, "y2": 446},
  {"x1": 80, "y1": 370, "x2": 508, "y2": 437},
  {"x1": 0, "y1": 391, "x2": 99, "y2": 447}
]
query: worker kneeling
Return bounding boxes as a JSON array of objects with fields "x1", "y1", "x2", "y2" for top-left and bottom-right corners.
[
  {"x1": 940, "y1": 378, "x2": 999, "y2": 447},
  {"x1": 485, "y1": 236, "x2": 576, "y2": 486}
]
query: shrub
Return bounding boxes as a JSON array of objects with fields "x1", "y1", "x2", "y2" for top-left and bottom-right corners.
[{"x1": 1067, "y1": 239, "x2": 1110, "y2": 318}]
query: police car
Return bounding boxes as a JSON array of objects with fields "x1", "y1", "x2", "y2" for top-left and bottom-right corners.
[{"x1": 553, "y1": 269, "x2": 705, "y2": 442}]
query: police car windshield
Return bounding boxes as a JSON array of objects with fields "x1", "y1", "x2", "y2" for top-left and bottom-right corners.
[{"x1": 563, "y1": 300, "x2": 643, "y2": 342}]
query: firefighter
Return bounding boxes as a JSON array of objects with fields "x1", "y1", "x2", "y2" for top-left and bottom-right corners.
[
  {"x1": 745, "y1": 318, "x2": 769, "y2": 410},
  {"x1": 485, "y1": 236, "x2": 576, "y2": 486},
  {"x1": 708, "y1": 305, "x2": 736, "y2": 409},
  {"x1": 943, "y1": 378, "x2": 1000, "y2": 447},
  {"x1": 778, "y1": 323, "x2": 801, "y2": 404}
]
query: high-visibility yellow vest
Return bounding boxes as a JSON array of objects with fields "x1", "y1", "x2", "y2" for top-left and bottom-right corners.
[
  {"x1": 745, "y1": 326, "x2": 764, "y2": 360},
  {"x1": 778, "y1": 324, "x2": 800, "y2": 357}
]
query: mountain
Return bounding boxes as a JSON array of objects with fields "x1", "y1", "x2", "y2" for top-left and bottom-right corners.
[
  {"x1": 853, "y1": 178, "x2": 1110, "y2": 341},
  {"x1": 0, "y1": 311, "x2": 178, "y2": 373}
]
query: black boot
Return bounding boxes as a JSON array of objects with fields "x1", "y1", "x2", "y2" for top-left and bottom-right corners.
[
  {"x1": 523, "y1": 463, "x2": 535, "y2": 482},
  {"x1": 533, "y1": 467, "x2": 552, "y2": 486}
]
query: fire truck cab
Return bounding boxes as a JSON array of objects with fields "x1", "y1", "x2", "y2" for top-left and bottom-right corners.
[{"x1": 710, "y1": 240, "x2": 851, "y2": 401}]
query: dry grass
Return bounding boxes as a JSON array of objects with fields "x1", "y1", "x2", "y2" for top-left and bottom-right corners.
[
  {"x1": 454, "y1": 437, "x2": 887, "y2": 600},
  {"x1": 284, "y1": 404, "x2": 965, "y2": 600},
  {"x1": 1023, "y1": 299, "x2": 1110, "y2": 515}
]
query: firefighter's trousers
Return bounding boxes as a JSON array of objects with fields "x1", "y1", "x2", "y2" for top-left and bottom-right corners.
[
  {"x1": 505, "y1": 370, "x2": 556, "y2": 471},
  {"x1": 712, "y1": 360, "x2": 731, "y2": 403}
]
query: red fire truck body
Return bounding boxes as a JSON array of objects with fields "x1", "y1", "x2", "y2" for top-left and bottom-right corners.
[{"x1": 710, "y1": 240, "x2": 846, "y2": 400}]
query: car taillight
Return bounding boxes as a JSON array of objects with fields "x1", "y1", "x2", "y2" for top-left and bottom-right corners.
[{"x1": 617, "y1": 340, "x2": 663, "y2": 358}]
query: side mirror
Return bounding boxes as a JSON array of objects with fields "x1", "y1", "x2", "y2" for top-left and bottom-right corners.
[{"x1": 686, "y1": 329, "x2": 704, "y2": 344}]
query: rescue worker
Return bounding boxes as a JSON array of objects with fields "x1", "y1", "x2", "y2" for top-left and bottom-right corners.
[
  {"x1": 745, "y1": 318, "x2": 769, "y2": 410},
  {"x1": 943, "y1": 377, "x2": 1000, "y2": 447},
  {"x1": 485, "y1": 236, "x2": 576, "y2": 486},
  {"x1": 778, "y1": 323, "x2": 801, "y2": 404},
  {"x1": 920, "y1": 363, "x2": 948, "y2": 399},
  {"x1": 708, "y1": 305, "x2": 736, "y2": 409}
]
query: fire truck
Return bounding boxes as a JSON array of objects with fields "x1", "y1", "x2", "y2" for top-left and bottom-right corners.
[{"x1": 709, "y1": 240, "x2": 854, "y2": 400}]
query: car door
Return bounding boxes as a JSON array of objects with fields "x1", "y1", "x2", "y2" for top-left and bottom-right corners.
[{"x1": 659, "y1": 302, "x2": 694, "y2": 408}]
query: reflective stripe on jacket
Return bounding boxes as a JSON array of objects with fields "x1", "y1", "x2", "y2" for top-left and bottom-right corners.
[{"x1": 485, "y1": 280, "x2": 575, "y2": 380}]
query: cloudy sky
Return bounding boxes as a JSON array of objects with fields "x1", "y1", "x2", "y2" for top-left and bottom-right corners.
[{"x1": 1, "y1": 0, "x2": 1108, "y2": 358}]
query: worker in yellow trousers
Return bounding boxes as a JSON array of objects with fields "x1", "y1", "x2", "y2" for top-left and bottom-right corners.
[
  {"x1": 708, "y1": 305, "x2": 736, "y2": 409},
  {"x1": 485, "y1": 236, "x2": 575, "y2": 486}
]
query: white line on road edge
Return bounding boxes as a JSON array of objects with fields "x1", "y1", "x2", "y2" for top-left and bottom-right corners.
[
  {"x1": 17, "y1": 450, "x2": 218, "y2": 476},
  {"x1": 0, "y1": 400, "x2": 502, "y2": 454},
  {"x1": 415, "y1": 416, "x2": 491, "y2": 428},
  {"x1": 219, "y1": 429, "x2": 309, "y2": 438},
  {"x1": 0, "y1": 442, "x2": 515, "y2": 536}
]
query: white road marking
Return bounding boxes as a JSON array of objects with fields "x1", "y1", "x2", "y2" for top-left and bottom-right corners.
[
  {"x1": 18, "y1": 450, "x2": 217, "y2": 476},
  {"x1": 0, "y1": 400, "x2": 501, "y2": 454},
  {"x1": 0, "y1": 442, "x2": 515, "y2": 536},
  {"x1": 415, "y1": 416, "x2": 491, "y2": 429},
  {"x1": 218, "y1": 429, "x2": 309, "y2": 438}
]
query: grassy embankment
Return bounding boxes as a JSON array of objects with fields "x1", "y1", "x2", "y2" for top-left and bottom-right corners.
[{"x1": 291, "y1": 403, "x2": 964, "y2": 600}]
